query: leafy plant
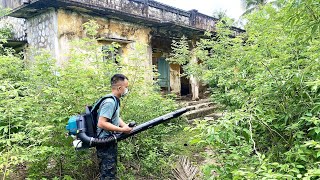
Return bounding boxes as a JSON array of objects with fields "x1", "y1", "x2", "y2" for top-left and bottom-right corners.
[
  {"x1": 0, "y1": 19, "x2": 191, "y2": 179},
  {"x1": 172, "y1": 1, "x2": 320, "y2": 179}
]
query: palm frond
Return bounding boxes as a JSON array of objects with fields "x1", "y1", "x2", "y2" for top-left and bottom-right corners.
[
  {"x1": 172, "y1": 156, "x2": 199, "y2": 180},
  {"x1": 241, "y1": 0, "x2": 269, "y2": 12},
  {"x1": 241, "y1": 0, "x2": 259, "y2": 9},
  {"x1": 270, "y1": 0, "x2": 283, "y2": 8},
  {"x1": 241, "y1": 6, "x2": 258, "y2": 16}
]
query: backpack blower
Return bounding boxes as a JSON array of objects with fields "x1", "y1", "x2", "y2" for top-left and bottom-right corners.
[{"x1": 66, "y1": 96, "x2": 190, "y2": 150}]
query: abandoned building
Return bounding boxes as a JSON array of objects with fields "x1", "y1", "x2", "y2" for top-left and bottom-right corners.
[{"x1": 1, "y1": 0, "x2": 244, "y2": 100}]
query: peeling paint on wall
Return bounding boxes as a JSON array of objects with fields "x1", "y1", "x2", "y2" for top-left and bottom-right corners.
[{"x1": 57, "y1": 9, "x2": 152, "y2": 70}]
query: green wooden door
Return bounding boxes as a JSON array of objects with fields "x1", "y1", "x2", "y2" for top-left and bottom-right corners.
[{"x1": 158, "y1": 58, "x2": 170, "y2": 91}]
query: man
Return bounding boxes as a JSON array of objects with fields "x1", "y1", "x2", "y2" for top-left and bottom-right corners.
[{"x1": 96, "y1": 74, "x2": 132, "y2": 180}]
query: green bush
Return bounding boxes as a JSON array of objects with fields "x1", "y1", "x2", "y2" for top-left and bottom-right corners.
[
  {"x1": 171, "y1": 1, "x2": 320, "y2": 179},
  {"x1": 0, "y1": 20, "x2": 183, "y2": 179}
]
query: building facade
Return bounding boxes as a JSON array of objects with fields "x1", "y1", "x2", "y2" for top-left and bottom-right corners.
[{"x1": 1, "y1": 0, "x2": 244, "y2": 99}]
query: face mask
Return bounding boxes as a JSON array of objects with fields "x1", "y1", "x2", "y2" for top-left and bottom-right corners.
[{"x1": 121, "y1": 88, "x2": 129, "y2": 97}]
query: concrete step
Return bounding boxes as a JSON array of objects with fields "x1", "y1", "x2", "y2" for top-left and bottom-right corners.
[
  {"x1": 204, "y1": 112, "x2": 225, "y2": 120},
  {"x1": 186, "y1": 102, "x2": 214, "y2": 111},
  {"x1": 183, "y1": 106, "x2": 217, "y2": 120},
  {"x1": 179, "y1": 98, "x2": 212, "y2": 107},
  {"x1": 186, "y1": 99, "x2": 211, "y2": 106}
]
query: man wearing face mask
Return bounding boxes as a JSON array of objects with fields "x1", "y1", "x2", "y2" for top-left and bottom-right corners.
[{"x1": 96, "y1": 74, "x2": 132, "y2": 180}]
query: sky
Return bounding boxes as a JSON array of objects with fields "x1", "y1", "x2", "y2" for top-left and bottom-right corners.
[{"x1": 155, "y1": 0, "x2": 245, "y2": 20}]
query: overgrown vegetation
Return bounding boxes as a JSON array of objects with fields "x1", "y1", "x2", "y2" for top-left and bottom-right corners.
[
  {"x1": 3, "y1": 0, "x2": 320, "y2": 179},
  {"x1": 170, "y1": 0, "x2": 320, "y2": 179},
  {"x1": 0, "y1": 20, "x2": 190, "y2": 179}
]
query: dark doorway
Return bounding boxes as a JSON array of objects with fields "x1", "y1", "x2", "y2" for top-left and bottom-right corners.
[{"x1": 180, "y1": 67, "x2": 190, "y2": 96}]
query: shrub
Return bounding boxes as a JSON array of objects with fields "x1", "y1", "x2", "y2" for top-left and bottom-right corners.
[
  {"x1": 1, "y1": 20, "x2": 182, "y2": 179},
  {"x1": 171, "y1": 1, "x2": 320, "y2": 179}
]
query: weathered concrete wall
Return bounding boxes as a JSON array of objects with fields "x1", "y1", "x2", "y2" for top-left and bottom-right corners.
[
  {"x1": 7, "y1": 0, "x2": 244, "y2": 44},
  {"x1": 0, "y1": 16, "x2": 26, "y2": 41},
  {"x1": 68, "y1": 0, "x2": 192, "y2": 26},
  {"x1": 57, "y1": 9, "x2": 152, "y2": 73},
  {"x1": 192, "y1": 12, "x2": 216, "y2": 32},
  {"x1": 56, "y1": 10, "x2": 83, "y2": 65},
  {"x1": 26, "y1": 8, "x2": 58, "y2": 56}
]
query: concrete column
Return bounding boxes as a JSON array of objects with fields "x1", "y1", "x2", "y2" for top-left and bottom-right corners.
[
  {"x1": 190, "y1": 62, "x2": 199, "y2": 100},
  {"x1": 190, "y1": 39, "x2": 199, "y2": 100},
  {"x1": 169, "y1": 63, "x2": 181, "y2": 95}
]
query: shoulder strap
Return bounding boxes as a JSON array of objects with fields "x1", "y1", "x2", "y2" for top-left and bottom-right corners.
[
  {"x1": 92, "y1": 95, "x2": 117, "y2": 113},
  {"x1": 97, "y1": 96, "x2": 119, "y2": 119}
]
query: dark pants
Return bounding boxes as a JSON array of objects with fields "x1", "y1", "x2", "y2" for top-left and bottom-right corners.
[{"x1": 96, "y1": 142, "x2": 118, "y2": 180}]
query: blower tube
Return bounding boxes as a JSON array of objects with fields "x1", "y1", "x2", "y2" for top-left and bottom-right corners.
[{"x1": 77, "y1": 107, "x2": 189, "y2": 147}]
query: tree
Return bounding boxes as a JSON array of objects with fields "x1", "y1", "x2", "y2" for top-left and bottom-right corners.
[
  {"x1": 212, "y1": 9, "x2": 237, "y2": 27},
  {"x1": 212, "y1": 9, "x2": 228, "y2": 20},
  {"x1": 241, "y1": 0, "x2": 277, "y2": 15}
]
